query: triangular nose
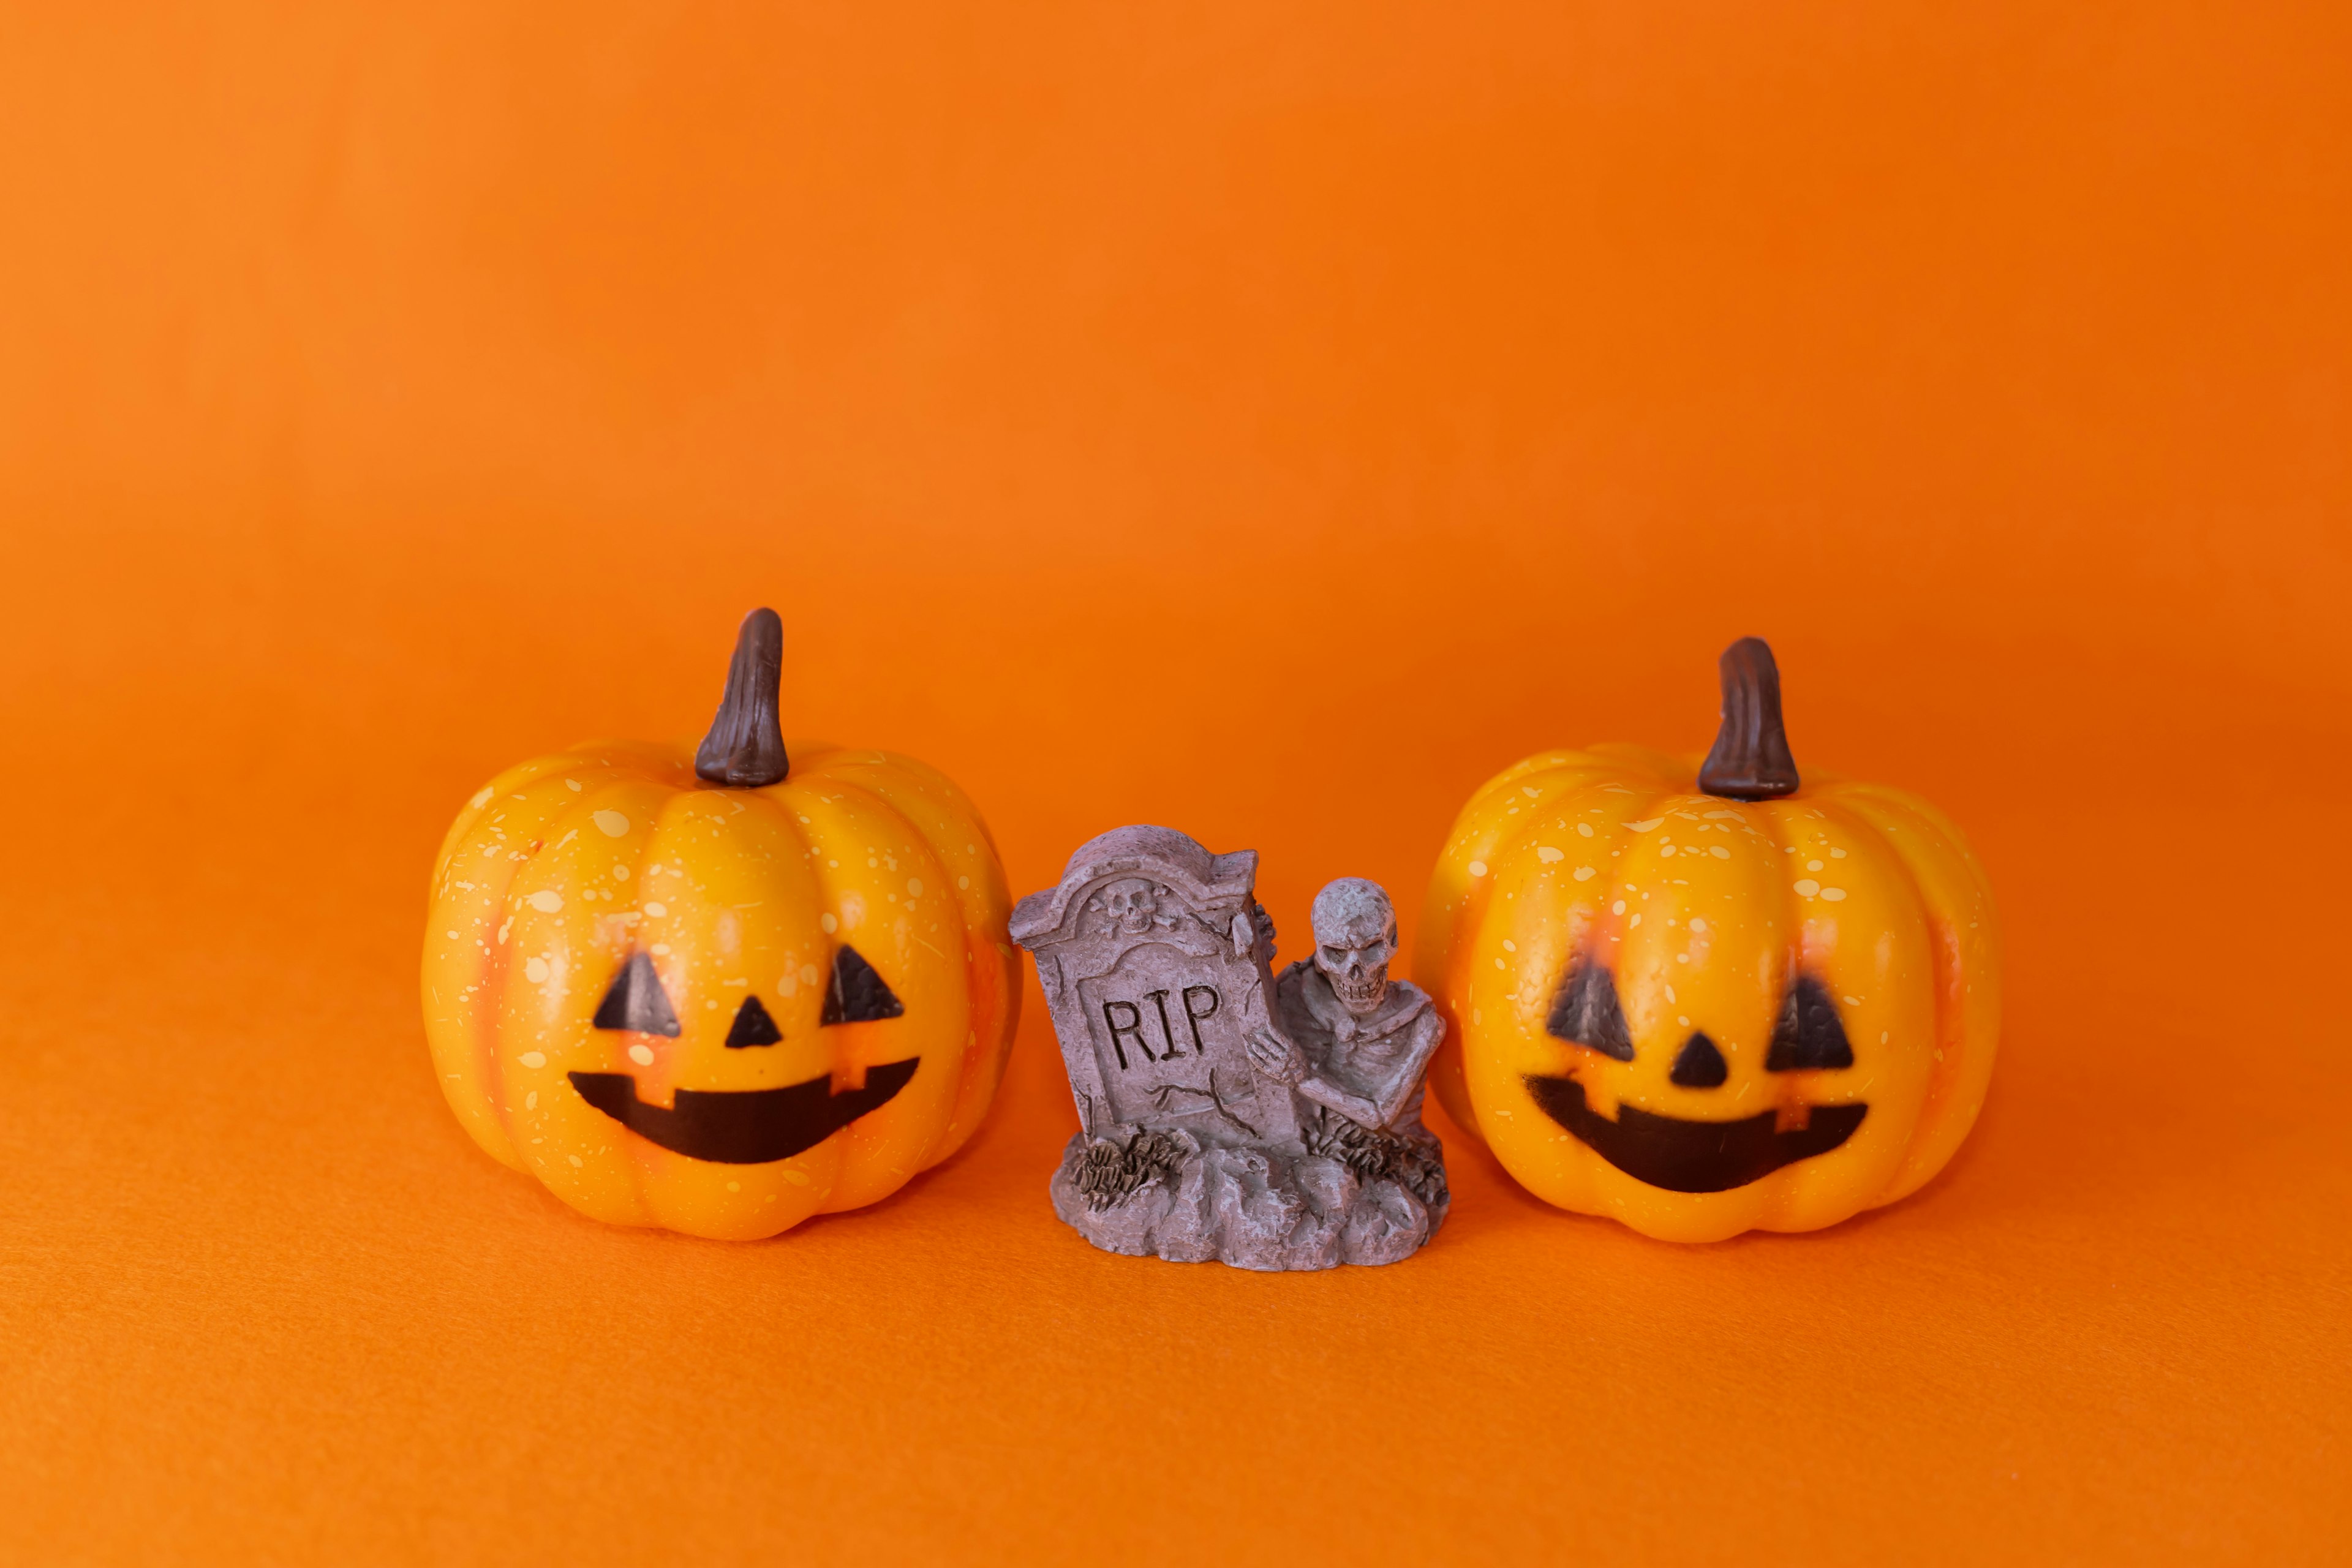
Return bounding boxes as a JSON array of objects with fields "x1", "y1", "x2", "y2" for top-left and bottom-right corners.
[
  {"x1": 724, "y1": 993, "x2": 783, "y2": 1049},
  {"x1": 592, "y1": 951, "x2": 682, "y2": 1037},
  {"x1": 1670, "y1": 1032, "x2": 1729, "y2": 1088}
]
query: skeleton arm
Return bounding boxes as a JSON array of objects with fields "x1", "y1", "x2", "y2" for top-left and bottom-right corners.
[
  {"x1": 1300, "y1": 1007, "x2": 1447, "y2": 1129},
  {"x1": 1246, "y1": 1026, "x2": 1407, "y2": 1128},
  {"x1": 1244, "y1": 1022, "x2": 1308, "y2": 1085},
  {"x1": 1291, "y1": 1071, "x2": 1386, "y2": 1128},
  {"x1": 1244, "y1": 1013, "x2": 1383, "y2": 1128},
  {"x1": 1366, "y1": 1007, "x2": 1446, "y2": 1126}
]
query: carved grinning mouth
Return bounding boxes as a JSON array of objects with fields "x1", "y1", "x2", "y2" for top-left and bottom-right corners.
[
  {"x1": 1523, "y1": 1074, "x2": 1868, "y2": 1194},
  {"x1": 567, "y1": 1060, "x2": 920, "y2": 1164}
]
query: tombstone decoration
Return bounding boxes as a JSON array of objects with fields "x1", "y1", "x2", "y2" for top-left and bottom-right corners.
[{"x1": 1010, "y1": 825, "x2": 1447, "y2": 1270}]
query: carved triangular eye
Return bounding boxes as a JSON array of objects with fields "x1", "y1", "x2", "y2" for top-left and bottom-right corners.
[
  {"x1": 1766, "y1": 975, "x2": 1853, "y2": 1071},
  {"x1": 592, "y1": 952, "x2": 681, "y2": 1037},
  {"x1": 724, "y1": 994, "x2": 783, "y2": 1049},
  {"x1": 821, "y1": 945, "x2": 904, "y2": 1025},
  {"x1": 1670, "y1": 1032, "x2": 1729, "y2": 1087},
  {"x1": 1546, "y1": 959, "x2": 1634, "y2": 1061}
]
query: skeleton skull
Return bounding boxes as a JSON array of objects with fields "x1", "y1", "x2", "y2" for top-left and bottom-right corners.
[
  {"x1": 1311, "y1": 877, "x2": 1396, "y2": 1015},
  {"x1": 1101, "y1": 878, "x2": 1160, "y2": 935}
]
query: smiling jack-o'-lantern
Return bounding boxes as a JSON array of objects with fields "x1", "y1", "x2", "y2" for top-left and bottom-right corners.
[
  {"x1": 1414, "y1": 639, "x2": 1999, "y2": 1242},
  {"x1": 423, "y1": 609, "x2": 1019, "y2": 1240}
]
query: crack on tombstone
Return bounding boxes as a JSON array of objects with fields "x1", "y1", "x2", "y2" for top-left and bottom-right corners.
[{"x1": 1147, "y1": 1068, "x2": 1260, "y2": 1139}]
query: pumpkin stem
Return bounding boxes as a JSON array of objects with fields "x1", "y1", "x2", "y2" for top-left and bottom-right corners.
[
  {"x1": 695, "y1": 608, "x2": 790, "y2": 788},
  {"x1": 1697, "y1": 636, "x2": 1801, "y2": 801}
]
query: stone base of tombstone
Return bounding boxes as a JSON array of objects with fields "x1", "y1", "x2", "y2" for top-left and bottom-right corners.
[{"x1": 1048, "y1": 1128, "x2": 1448, "y2": 1272}]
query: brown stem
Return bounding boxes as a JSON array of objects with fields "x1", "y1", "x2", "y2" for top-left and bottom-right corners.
[
  {"x1": 1697, "y1": 636, "x2": 1801, "y2": 801},
  {"x1": 694, "y1": 608, "x2": 790, "y2": 787}
]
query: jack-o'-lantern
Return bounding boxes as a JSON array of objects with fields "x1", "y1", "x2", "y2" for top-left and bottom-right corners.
[
  {"x1": 1414, "y1": 639, "x2": 1999, "y2": 1242},
  {"x1": 423, "y1": 609, "x2": 1020, "y2": 1240}
]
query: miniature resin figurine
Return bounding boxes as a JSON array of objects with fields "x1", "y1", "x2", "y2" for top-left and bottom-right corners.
[
  {"x1": 421, "y1": 609, "x2": 1020, "y2": 1241},
  {"x1": 1011, "y1": 826, "x2": 1447, "y2": 1270},
  {"x1": 1414, "y1": 637, "x2": 2000, "y2": 1243}
]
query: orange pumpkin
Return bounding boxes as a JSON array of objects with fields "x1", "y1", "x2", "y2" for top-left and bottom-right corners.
[
  {"x1": 422, "y1": 609, "x2": 1019, "y2": 1240},
  {"x1": 1414, "y1": 639, "x2": 1999, "y2": 1242}
]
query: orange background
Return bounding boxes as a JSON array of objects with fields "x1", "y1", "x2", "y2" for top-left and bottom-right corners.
[{"x1": 3, "y1": 2, "x2": 2348, "y2": 1562}]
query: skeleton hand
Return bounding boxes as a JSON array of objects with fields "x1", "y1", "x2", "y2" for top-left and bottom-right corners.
[{"x1": 1245, "y1": 1025, "x2": 1306, "y2": 1085}]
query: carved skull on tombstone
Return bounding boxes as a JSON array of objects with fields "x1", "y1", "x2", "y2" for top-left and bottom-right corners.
[
  {"x1": 1100, "y1": 878, "x2": 1160, "y2": 935},
  {"x1": 1310, "y1": 877, "x2": 1397, "y2": 1014}
]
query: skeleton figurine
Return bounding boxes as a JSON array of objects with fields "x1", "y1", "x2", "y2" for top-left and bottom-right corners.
[{"x1": 1246, "y1": 878, "x2": 1447, "y2": 1204}]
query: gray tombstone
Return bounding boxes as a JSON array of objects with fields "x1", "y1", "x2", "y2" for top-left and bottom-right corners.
[{"x1": 1010, "y1": 825, "x2": 1447, "y2": 1270}]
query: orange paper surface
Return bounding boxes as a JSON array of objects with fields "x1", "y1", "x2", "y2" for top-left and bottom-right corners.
[{"x1": 2, "y1": 3, "x2": 2346, "y2": 1562}]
